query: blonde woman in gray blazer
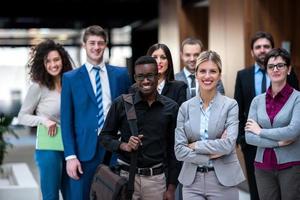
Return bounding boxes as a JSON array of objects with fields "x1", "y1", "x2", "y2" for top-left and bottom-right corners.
[
  {"x1": 175, "y1": 51, "x2": 245, "y2": 200},
  {"x1": 245, "y1": 48, "x2": 300, "y2": 200}
]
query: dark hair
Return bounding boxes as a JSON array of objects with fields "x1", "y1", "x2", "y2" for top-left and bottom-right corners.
[
  {"x1": 82, "y1": 25, "x2": 108, "y2": 43},
  {"x1": 181, "y1": 37, "x2": 204, "y2": 51},
  {"x1": 146, "y1": 43, "x2": 174, "y2": 81},
  {"x1": 28, "y1": 39, "x2": 73, "y2": 90},
  {"x1": 250, "y1": 31, "x2": 274, "y2": 49},
  {"x1": 264, "y1": 48, "x2": 291, "y2": 68},
  {"x1": 134, "y1": 56, "x2": 158, "y2": 74}
]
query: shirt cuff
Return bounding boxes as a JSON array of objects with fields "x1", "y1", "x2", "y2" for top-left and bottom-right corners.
[{"x1": 65, "y1": 155, "x2": 77, "y2": 160}]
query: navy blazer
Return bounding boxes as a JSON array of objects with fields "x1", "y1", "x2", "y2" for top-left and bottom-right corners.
[{"x1": 61, "y1": 64, "x2": 130, "y2": 161}]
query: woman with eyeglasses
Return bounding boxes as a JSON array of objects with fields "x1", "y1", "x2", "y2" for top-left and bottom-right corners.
[
  {"x1": 175, "y1": 50, "x2": 245, "y2": 200},
  {"x1": 245, "y1": 48, "x2": 300, "y2": 200}
]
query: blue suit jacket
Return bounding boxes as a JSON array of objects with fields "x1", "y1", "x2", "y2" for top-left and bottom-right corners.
[{"x1": 61, "y1": 64, "x2": 130, "y2": 162}]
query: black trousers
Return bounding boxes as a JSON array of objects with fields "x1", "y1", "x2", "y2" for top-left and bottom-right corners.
[{"x1": 242, "y1": 145, "x2": 260, "y2": 200}]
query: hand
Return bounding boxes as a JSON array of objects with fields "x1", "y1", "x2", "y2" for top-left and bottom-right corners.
[
  {"x1": 44, "y1": 119, "x2": 57, "y2": 137},
  {"x1": 66, "y1": 158, "x2": 83, "y2": 180},
  {"x1": 221, "y1": 129, "x2": 227, "y2": 139},
  {"x1": 120, "y1": 135, "x2": 143, "y2": 152},
  {"x1": 163, "y1": 184, "x2": 176, "y2": 200},
  {"x1": 245, "y1": 119, "x2": 261, "y2": 135},
  {"x1": 188, "y1": 142, "x2": 196, "y2": 150},
  {"x1": 210, "y1": 154, "x2": 222, "y2": 159},
  {"x1": 278, "y1": 140, "x2": 294, "y2": 147}
]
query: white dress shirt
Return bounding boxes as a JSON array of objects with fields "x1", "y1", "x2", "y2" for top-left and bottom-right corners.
[{"x1": 85, "y1": 61, "x2": 112, "y2": 119}]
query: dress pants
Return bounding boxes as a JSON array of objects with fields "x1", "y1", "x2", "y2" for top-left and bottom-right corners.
[
  {"x1": 120, "y1": 170, "x2": 166, "y2": 200},
  {"x1": 35, "y1": 150, "x2": 67, "y2": 200},
  {"x1": 182, "y1": 171, "x2": 238, "y2": 200},
  {"x1": 65, "y1": 143, "x2": 106, "y2": 200},
  {"x1": 255, "y1": 166, "x2": 300, "y2": 200},
  {"x1": 242, "y1": 145, "x2": 260, "y2": 200}
]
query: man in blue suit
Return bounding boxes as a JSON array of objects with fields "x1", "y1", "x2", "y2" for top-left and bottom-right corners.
[{"x1": 61, "y1": 25, "x2": 131, "y2": 200}]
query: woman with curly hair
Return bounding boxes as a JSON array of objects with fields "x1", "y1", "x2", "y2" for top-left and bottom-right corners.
[{"x1": 18, "y1": 39, "x2": 73, "y2": 200}]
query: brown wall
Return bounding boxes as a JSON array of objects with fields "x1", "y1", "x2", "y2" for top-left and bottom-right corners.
[{"x1": 244, "y1": 0, "x2": 300, "y2": 83}]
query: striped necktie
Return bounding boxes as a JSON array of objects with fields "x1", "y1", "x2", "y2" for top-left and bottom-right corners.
[
  {"x1": 93, "y1": 67, "x2": 104, "y2": 130},
  {"x1": 189, "y1": 74, "x2": 196, "y2": 97}
]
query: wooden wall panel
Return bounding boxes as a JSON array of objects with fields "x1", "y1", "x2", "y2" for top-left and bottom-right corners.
[{"x1": 244, "y1": 0, "x2": 300, "y2": 84}]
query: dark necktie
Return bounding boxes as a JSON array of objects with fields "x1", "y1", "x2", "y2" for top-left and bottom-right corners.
[
  {"x1": 261, "y1": 68, "x2": 266, "y2": 93},
  {"x1": 93, "y1": 67, "x2": 104, "y2": 130},
  {"x1": 189, "y1": 74, "x2": 196, "y2": 97}
]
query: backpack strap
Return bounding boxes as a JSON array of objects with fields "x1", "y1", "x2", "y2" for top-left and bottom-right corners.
[{"x1": 122, "y1": 94, "x2": 138, "y2": 200}]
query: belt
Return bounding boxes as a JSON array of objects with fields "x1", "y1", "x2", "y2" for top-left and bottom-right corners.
[
  {"x1": 197, "y1": 166, "x2": 214, "y2": 173},
  {"x1": 120, "y1": 165, "x2": 164, "y2": 176}
]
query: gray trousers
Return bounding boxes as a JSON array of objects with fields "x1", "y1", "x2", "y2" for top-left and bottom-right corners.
[
  {"x1": 255, "y1": 165, "x2": 300, "y2": 200},
  {"x1": 182, "y1": 171, "x2": 238, "y2": 200}
]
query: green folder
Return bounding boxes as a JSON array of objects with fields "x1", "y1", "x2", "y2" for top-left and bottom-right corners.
[{"x1": 36, "y1": 124, "x2": 64, "y2": 151}]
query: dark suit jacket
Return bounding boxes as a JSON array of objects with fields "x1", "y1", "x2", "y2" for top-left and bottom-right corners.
[
  {"x1": 161, "y1": 80, "x2": 187, "y2": 106},
  {"x1": 234, "y1": 65, "x2": 299, "y2": 148}
]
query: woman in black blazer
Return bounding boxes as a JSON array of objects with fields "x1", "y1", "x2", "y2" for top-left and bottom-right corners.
[{"x1": 146, "y1": 43, "x2": 187, "y2": 106}]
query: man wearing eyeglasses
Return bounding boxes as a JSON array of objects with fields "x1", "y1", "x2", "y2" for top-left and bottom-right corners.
[
  {"x1": 234, "y1": 31, "x2": 299, "y2": 200},
  {"x1": 100, "y1": 56, "x2": 180, "y2": 200}
]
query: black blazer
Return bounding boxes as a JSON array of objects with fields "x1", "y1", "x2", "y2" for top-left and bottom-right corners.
[
  {"x1": 161, "y1": 80, "x2": 187, "y2": 106},
  {"x1": 129, "y1": 80, "x2": 187, "y2": 106},
  {"x1": 234, "y1": 65, "x2": 299, "y2": 147}
]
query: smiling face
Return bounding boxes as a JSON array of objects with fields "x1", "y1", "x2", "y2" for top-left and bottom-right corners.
[
  {"x1": 83, "y1": 35, "x2": 107, "y2": 65},
  {"x1": 44, "y1": 50, "x2": 63, "y2": 78},
  {"x1": 196, "y1": 60, "x2": 221, "y2": 92},
  {"x1": 134, "y1": 63, "x2": 158, "y2": 97},
  {"x1": 181, "y1": 43, "x2": 201, "y2": 73},
  {"x1": 151, "y1": 48, "x2": 168, "y2": 77},
  {"x1": 267, "y1": 56, "x2": 291, "y2": 85}
]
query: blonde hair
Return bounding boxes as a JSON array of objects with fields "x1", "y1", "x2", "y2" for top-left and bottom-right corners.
[{"x1": 196, "y1": 50, "x2": 222, "y2": 73}]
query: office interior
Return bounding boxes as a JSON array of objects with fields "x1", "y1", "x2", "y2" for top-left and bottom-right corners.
[{"x1": 1, "y1": 0, "x2": 299, "y2": 199}]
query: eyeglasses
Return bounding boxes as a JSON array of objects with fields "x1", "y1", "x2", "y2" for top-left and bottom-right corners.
[
  {"x1": 134, "y1": 73, "x2": 158, "y2": 81},
  {"x1": 267, "y1": 63, "x2": 287, "y2": 71}
]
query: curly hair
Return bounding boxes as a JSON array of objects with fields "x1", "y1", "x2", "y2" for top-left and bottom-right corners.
[
  {"x1": 146, "y1": 43, "x2": 175, "y2": 81},
  {"x1": 28, "y1": 39, "x2": 74, "y2": 90}
]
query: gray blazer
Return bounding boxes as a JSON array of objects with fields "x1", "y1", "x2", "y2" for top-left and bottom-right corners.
[
  {"x1": 175, "y1": 69, "x2": 225, "y2": 99},
  {"x1": 245, "y1": 89, "x2": 300, "y2": 163},
  {"x1": 175, "y1": 92, "x2": 245, "y2": 186}
]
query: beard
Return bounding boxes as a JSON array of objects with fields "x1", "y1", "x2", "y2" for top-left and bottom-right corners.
[{"x1": 255, "y1": 54, "x2": 266, "y2": 67}]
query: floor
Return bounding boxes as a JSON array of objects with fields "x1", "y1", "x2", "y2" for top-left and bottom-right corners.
[{"x1": 3, "y1": 126, "x2": 250, "y2": 200}]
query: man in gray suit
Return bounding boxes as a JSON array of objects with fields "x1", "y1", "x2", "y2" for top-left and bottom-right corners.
[{"x1": 175, "y1": 37, "x2": 225, "y2": 99}]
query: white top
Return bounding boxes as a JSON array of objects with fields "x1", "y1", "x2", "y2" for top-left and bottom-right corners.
[
  {"x1": 18, "y1": 82, "x2": 60, "y2": 126},
  {"x1": 85, "y1": 61, "x2": 112, "y2": 119},
  {"x1": 157, "y1": 79, "x2": 166, "y2": 94}
]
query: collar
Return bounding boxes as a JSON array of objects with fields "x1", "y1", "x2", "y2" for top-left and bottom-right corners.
[
  {"x1": 198, "y1": 92, "x2": 217, "y2": 107},
  {"x1": 134, "y1": 91, "x2": 165, "y2": 105},
  {"x1": 183, "y1": 67, "x2": 194, "y2": 78},
  {"x1": 266, "y1": 83, "x2": 293, "y2": 98},
  {"x1": 85, "y1": 61, "x2": 106, "y2": 73},
  {"x1": 254, "y1": 63, "x2": 264, "y2": 73},
  {"x1": 157, "y1": 79, "x2": 166, "y2": 94}
]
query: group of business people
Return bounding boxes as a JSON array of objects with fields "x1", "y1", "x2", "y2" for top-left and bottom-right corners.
[{"x1": 18, "y1": 26, "x2": 299, "y2": 200}]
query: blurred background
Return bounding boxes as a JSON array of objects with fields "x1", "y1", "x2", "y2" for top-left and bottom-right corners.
[{"x1": 1, "y1": 0, "x2": 299, "y2": 199}]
